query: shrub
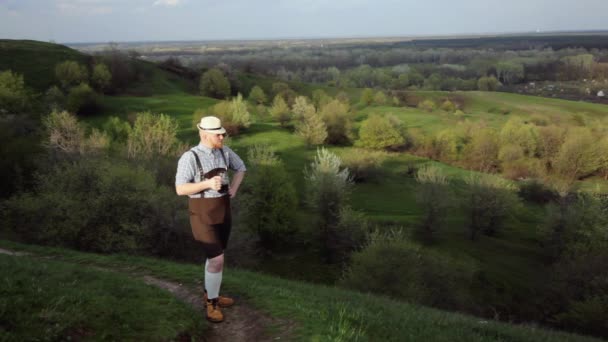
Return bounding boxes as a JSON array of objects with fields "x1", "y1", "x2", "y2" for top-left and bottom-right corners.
[
  {"x1": 269, "y1": 95, "x2": 292, "y2": 127},
  {"x1": 340, "y1": 149, "x2": 386, "y2": 182},
  {"x1": 43, "y1": 110, "x2": 85, "y2": 154},
  {"x1": 199, "y1": 67, "x2": 230, "y2": 99},
  {"x1": 477, "y1": 75, "x2": 500, "y2": 91},
  {"x1": 91, "y1": 63, "x2": 112, "y2": 92},
  {"x1": 360, "y1": 88, "x2": 374, "y2": 106},
  {"x1": 415, "y1": 165, "x2": 451, "y2": 243},
  {"x1": 3, "y1": 157, "x2": 183, "y2": 254},
  {"x1": 417, "y1": 99, "x2": 436, "y2": 112},
  {"x1": 0, "y1": 70, "x2": 29, "y2": 114},
  {"x1": 499, "y1": 117, "x2": 538, "y2": 157},
  {"x1": 248, "y1": 85, "x2": 267, "y2": 104},
  {"x1": 341, "y1": 229, "x2": 478, "y2": 311},
  {"x1": 66, "y1": 83, "x2": 99, "y2": 115},
  {"x1": 319, "y1": 99, "x2": 353, "y2": 145},
  {"x1": 462, "y1": 128, "x2": 500, "y2": 172},
  {"x1": 517, "y1": 179, "x2": 558, "y2": 204},
  {"x1": 55, "y1": 60, "x2": 89, "y2": 89},
  {"x1": 304, "y1": 148, "x2": 353, "y2": 261},
  {"x1": 127, "y1": 111, "x2": 180, "y2": 159},
  {"x1": 440, "y1": 99, "x2": 456, "y2": 112},
  {"x1": 552, "y1": 128, "x2": 604, "y2": 181},
  {"x1": 462, "y1": 174, "x2": 519, "y2": 240},
  {"x1": 295, "y1": 110, "x2": 327, "y2": 147},
  {"x1": 373, "y1": 91, "x2": 387, "y2": 105},
  {"x1": 356, "y1": 114, "x2": 404, "y2": 150},
  {"x1": 239, "y1": 145, "x2": 298, "y2": 249}
]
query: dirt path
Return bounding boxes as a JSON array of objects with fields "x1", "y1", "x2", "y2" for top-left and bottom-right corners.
[{"x1": 0, "y1": 248, "x2": 295, "y2": 342}]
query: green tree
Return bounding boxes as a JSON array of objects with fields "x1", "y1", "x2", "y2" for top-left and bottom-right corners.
[
  {"x1": 360, "y1": 88, "x2": 374, "y2": 106},
  {"x1": 55, "y1": 61, "x2": 89, "y2": 89},
  {"x1": 499, "y1": 117, "x2": 539, "y2": 157},
  {"x1": 291, "y1": 96, "x2": 314, "y2": 121},
  {"x1": 552, "y1": 128, "x2": 605, "y2": 182},
  {"x1": 269, "y1": 95, "x2": 291, "y2": 127},
  {"x1": 248, "y1": 85, "x2": 267, "y2": 105},
  {"x1": 304, "y1": 148, "x2": 353, "y2": 262},
  {"x1": 0, "y1": 70, "x2": 28, "y2": 114},
  {"x1": 239, "y1": 145, "x2": 298, "y2": 249},
  {"x1": 91, "y1": 63, "x2": 112, "y2": 92},
  {"x1": 43, "y1": 110, "x2": 85, "y2": 155},
  {"x1": 373, "y1": 91, "x2": 387, "y2": 105},
  {"x1": 463, "y1": 128, "x2": 500, "y2": 172},
  {"x1": 496, "y1": 61, "x2": 524, "y2": 85},
  {"x1": 295, "y1": 110, "x2": 327, "y2": 147},
  {"x1": 66, "y1": 83, "x2": 99, "y2": 115},
  {"x1": 415, "y1": 166, "x2": 452, "y2": 243},
  {"x1": 319, "y1": 99, "x2": 353, "y2": 145},
  {"x1": 462, "y1": 174, "x2": 519, "y2": 240},
  {"x1": 312, "y1": 89, "x2": 331, "y2": 109},
  {"x1": 199, "y1": 68, "x2": 231, "y2": 99},
  {"x1": 357, "y1": 114, "x2": 404, "y2": 150},
  {"x1": 477, "y1": 75, "x2": 500, "y2": 91},
  {"x1": 127, "y1": 111, "x2": 180, "y2": 159}
]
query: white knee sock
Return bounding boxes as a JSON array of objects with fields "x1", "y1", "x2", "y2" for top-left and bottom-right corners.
[{"x1": 205, "y1": 259, "x2": 223, "y2": 300}]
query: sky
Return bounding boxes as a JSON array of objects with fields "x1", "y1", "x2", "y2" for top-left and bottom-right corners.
[{"x1": 1, "y1": 0, "x2": 608, "y2": 43}]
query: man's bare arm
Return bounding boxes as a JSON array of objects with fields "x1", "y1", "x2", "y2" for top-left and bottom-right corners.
[
  {"x1": 175, "y1": 176, "x2": 221, "y2": 196},
  {"x1": 229, "y1": 171, "x2": 245, "y2": 198}
]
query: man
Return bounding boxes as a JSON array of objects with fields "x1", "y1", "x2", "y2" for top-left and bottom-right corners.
[{"x1": 175, "y1": 116, "x2": 246, "y2": 323}]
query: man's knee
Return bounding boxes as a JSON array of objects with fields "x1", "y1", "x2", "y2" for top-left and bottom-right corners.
[{"x1": 207, "y1": 253, "x2": 224, "y2": 272}]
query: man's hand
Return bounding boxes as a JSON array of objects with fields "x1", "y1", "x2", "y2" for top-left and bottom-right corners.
[{"x1": 207, "y1": 176, "x2": 222, "y2": 191}]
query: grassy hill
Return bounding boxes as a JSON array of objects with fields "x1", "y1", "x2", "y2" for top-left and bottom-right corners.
[
  {"x1": 0, "y1": 39, "x2": 196, "y2": 95},
  {"x1": 0, "y1": 240, "x2": 601, "y2": 342},
  {"x1": 0, "y1": 39, "x2": 90, "y2": 91}
]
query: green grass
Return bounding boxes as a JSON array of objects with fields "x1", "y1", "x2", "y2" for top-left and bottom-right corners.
[
  {"x1": 0, "y1": 39, "x2": 90, "y2": 90},
  {"x1": 0, "y1": 252, "x2": 204, "y2": 341},
  {"x1": 0, "y1": 240, "x2": 601, "y2": 342}
]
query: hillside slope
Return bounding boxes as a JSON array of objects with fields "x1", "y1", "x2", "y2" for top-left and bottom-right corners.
[
  {"x1": 0, "y1": 39, "x2": 90, "y2": 91},
  {"x1": 0, "y1": 240, "x2": 600, "y2": 342}
]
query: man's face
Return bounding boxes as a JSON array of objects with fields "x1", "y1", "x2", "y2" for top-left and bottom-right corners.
[{"x1": 202, "y1": 131, "x2": 225, "y2": 148}]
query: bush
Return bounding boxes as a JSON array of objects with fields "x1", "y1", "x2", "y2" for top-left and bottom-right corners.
[
  {"x1": 319, "y1": 99, "x2": 353, "y2": 145},
  {"x1": 66, "y1": 83, "x2": 99, "y2": 115},
  {"x1": 440, "y1": 99, "x2": 456, "y2": 112},
  {"x1": 248, "y1": 85, "x2": 267, "y2": 104},
  {"x1": 304, "y1": 148, "x2": 353, "y2": 261},
  {"x1": 238, "y1": 145, "x2": 298, "y2": 249},
  {"x1": 356, "y1": 114, "x2": 404, "y2": 150},
  {"x1": 199, "y1": 68, "x2": 230, "y2": 99},
  {"x1": 91, "y1": 63, "x2": 112, "y2": 92},
  {"x1": 0, "y1": 70, "x2": 29, "y2": 114},
  {"x1": 295, "y1": 110, "x2": 327, "y2": 147},
  {"x1": 269, "y1": 95, "x2": 291, "y2": 127},
  {"x1": 55, "y1": 61, "x2": 89, "y2": 89},
  {"x1": 462, "y1": 128, "x2": 500, "y2": 173},
  {"x1": 43, "y1": 110, "x2": 85, "y2": 155},
  {"x1": 340, "y1": 149, "x2": 386, "y2": 183},
  {"x1": 477, "y1": 76, "x2": 500, "y2": 91},
  {"x1": 415, "y1": 165, "x2": 451, "y2": 242},
  {"x1": 341, "y1": 229, "x2": 478, "y2": 311},
  {"x1": 518, "y1": 179, "x2": 558, "y2": 204},
  {"x1": 417, "y1": 99, "x2": 436, "y2": 112},
  {"x1": 462, "y1": 174, "x2": 519, "y2": 240},
  {"x1": 3, "y1": 157, "x2": 184, "y2": 254},
  {"x1": 127, "y1": 111, "x2": 180, "y2": 159}
]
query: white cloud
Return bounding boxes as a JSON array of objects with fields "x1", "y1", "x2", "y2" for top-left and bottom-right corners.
[
  {"x1": 153, "y1": 0, "x2": 182, "y2": 7},
  {"x1": 55, "y1": 0, "x2": 116, "y2": 15}
]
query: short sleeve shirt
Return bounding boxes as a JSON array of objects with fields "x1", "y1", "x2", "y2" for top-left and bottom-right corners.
[{"x1": 175, "y1": 144, "x2": 246, "y2": 198}]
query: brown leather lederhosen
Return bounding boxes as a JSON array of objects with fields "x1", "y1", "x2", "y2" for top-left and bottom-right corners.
[{"x1": 188, "y1": 150, "x2": 231, "y2": 258}]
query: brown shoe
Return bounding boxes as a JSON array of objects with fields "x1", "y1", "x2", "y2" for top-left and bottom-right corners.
[
  {"x1": 205, "y1": 298, "x2": 224, "y2": 323},
  {"x1": 204, "y1": 291, "x2": 235, "y2": 308}
]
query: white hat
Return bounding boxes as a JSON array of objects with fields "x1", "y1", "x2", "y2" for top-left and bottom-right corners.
[{"x1": 197, "y1": 116, "x2": 226, "y2": 134}]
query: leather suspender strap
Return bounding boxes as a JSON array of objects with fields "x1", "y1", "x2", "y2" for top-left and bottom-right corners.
[{"x1": 190, "y1": 148, "x2": 228, "y2": 180}]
